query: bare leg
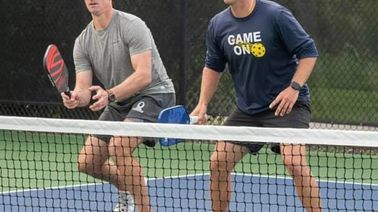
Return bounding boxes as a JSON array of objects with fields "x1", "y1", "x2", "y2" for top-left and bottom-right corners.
[
  {"x1": 109, "y1": 136, "x2": 151, "y2": 212},
  {"x1": 210, "y1": 141, "x2": 249, "y2": 212},
  {"x1": 77, "y1": 136, "x2": 119, "y2": 184},
  {"x1": 77, "y1": 136, "x2": 150, "y2": 211},
  {"x1": 281, "y1": 144, "x2": 322, "y2": 212}
]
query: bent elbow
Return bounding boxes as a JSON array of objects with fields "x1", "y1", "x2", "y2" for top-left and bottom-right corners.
[{"x1": 142, "y1": 72, "x2": 152, "y2": 87}]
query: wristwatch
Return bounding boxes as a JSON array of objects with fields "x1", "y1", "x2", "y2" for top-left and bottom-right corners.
[
  {"x1": 290, "y1": 81, "x2": 302, "y2": 91},
  {"x1": 106, "y1": 89, "x2": 116, "y2": 102}
]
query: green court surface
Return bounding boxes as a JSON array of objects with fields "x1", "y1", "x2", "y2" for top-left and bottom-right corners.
[{"x1": 1, "y1": 131, "x2": 378, "y2": 193}]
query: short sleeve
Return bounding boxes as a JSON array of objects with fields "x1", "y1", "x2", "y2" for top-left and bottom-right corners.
[
  {"x1": 205, "y1": 19, "x2": 227, "y2": 72},
  {"x1": 73, "y1": 38, "x2": 92, "y2": 73},
  {"x1": 124, "y1": 19, "x2": 152, "y2": 56}
]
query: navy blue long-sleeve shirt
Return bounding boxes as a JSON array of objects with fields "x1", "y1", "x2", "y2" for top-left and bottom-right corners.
[{"x1": 205, "y1": 0, "x2": 318, "y2": 115}]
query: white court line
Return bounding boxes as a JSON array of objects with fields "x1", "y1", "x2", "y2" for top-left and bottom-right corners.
[
  {"x1": 1, "y1": 172, "x2": 377, "y2": 195},
  {"x1": 151, "y1": 172, "x2": 378, "y2": 187},
  {"x1": 0, "y1": 182, "x2": 103, "y2": 195}
]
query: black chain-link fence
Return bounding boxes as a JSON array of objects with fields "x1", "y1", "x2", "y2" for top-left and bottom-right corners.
[{"x1": 0, "y1": 0, "x2": 377, "y2": 126}]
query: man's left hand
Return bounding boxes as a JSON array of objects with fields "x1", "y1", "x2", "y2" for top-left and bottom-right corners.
[{"x1": 88, "y1": 86, "x2": 109, "y2": 111}]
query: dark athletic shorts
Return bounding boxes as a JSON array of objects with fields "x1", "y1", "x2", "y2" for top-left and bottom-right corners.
[
  {"x1": 94, "y1": 93, "x2": 176, "y2": 144},
  {"x1": 223, "y1": 102, "x2": 311, "y2": 154}
]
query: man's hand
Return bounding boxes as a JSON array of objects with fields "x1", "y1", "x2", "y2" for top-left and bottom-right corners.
[
  {"x1": 190, "y1": 104, "x2": 208, "y2": 125},
  {"x1": 88, "y1": 85, "x2": 109, "y2": 112},
  {"x1": 269, "y1": 87, "x2": 299, "y2": 116},
  {"x1": 61, "y1": 91, "x2": 79, "y2": 109}
]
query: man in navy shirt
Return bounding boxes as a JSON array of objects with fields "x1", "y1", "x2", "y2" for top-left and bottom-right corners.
[{"x1": 191, "y1": 0, "x2": 322, "y2": 211}]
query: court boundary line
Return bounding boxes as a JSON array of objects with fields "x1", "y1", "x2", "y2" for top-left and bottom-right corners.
[
  {"x1": 1, "y1": 172, "x2": 377, "y2": 195},
  {"x1": 0, "y1": 182, "x2": 103, "y2": 195},
  {"x1": 150, "y1": 172, "x2": 378, "y2": 187}
]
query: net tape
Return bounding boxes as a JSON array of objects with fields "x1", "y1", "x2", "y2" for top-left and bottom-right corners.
[{"x1": 0, "y1": 116, "x2": 376, "y2": 147}]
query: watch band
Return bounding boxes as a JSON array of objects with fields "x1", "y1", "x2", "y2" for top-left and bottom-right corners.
[
  {"x1": 106, "y1": 89, "x2": 116, "y2": 102},
  {"x1": 290, "y1": 81, "x2": 302, "y2": 91}
]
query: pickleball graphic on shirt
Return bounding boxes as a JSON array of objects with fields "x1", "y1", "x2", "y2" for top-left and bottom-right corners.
[{"x1": 250, "y1": 43, "x2": 266, "y2": 58}]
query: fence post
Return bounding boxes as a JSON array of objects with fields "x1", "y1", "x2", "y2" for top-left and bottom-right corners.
[{"x1": 178, "y1": 0, "x2": 188, "y2": 105}]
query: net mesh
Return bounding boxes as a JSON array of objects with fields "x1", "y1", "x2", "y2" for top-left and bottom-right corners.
[{"x1": 0, "y1": 116, "x2": 377, "y2": 211}]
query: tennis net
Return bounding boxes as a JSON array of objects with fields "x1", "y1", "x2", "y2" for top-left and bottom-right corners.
[{"x1": 0, "y1": 116, "x2": 377, "y2": 211}]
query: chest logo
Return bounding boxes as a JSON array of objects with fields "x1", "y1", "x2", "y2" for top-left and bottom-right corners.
[{"x1": 227, "y1": 32, "x2": 266, "y2": 57}]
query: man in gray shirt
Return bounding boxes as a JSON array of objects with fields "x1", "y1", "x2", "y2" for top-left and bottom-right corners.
[{"x1": 62, "y1": 0, "x2": 175, "y2": 211}]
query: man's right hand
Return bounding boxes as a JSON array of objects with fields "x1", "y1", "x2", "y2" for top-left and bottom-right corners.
[{"x1": 61, "y1": 91, "x2": 80, "y2": 109}]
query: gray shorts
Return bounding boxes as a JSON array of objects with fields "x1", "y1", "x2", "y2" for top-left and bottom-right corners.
[
  {"x1": 223, "y1": 102, "x2": 311, "y2": 154},
  {"x1": 95, "y1": 93, "x2": 176, "y2": 143}
]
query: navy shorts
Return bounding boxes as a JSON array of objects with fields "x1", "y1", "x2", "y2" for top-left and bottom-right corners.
[
  {"x1": 223, "y1": 102, "x2": 311, "y2": 154},
  {"x1": 94, "y1": 93, "x2": 176, "y2": 143}
]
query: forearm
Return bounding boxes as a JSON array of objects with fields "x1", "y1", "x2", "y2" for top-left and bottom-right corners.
[
  {"x1": 198, "y1": 67, "x2": 222, "y2": 106},
  {"x1": 73, "y1": 88, "x2": 91, "y2": 107},
  {"x1": 107, "y1": 51, "x2": 152, "y2": 101},
  {"x1": 110, "y1": 71, "x2": 151, "y2": 101},
  {"x1": 291, "y1": 57, "x2": 317, "y2": 86},
  {"x1": 73, "y1": 71, "x2": 93, "y2": 107}
]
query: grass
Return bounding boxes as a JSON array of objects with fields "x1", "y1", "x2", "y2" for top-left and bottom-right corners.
[
  {"x1": 311, "y1": 87, "x2": 378, "y2": 125},
  {"x1": 309, "y1": 52, "x2": 378, "y2": 125}
]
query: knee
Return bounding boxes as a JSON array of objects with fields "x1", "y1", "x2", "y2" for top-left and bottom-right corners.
[
  {"x1": 77, "y1": 157, "x2": 92, "y2": 175},
  {"x1": 77, "y1": 154, "x2": 100, "y2": 176}
]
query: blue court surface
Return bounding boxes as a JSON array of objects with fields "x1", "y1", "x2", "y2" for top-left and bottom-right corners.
[{"x1": 1, "y1": 173, "x2": 377, "y2": 212}]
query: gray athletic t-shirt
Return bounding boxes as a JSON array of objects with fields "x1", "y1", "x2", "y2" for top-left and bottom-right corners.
[{"x1": 73, "y1": 9, "x2": 175, "y2": 95}]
